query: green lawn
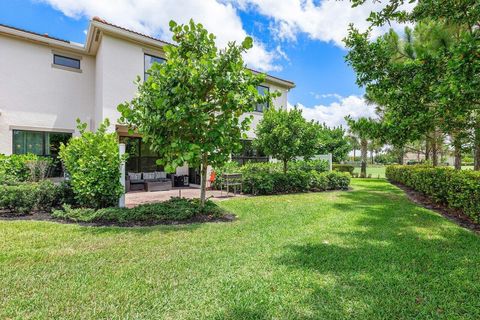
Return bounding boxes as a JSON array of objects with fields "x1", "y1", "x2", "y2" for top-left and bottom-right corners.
[
  {"x1": 1, "y1": 180, "x2": 479, "y2": 319},
  {"x1": 353, "y1": 165, "x2": 386, "y2": 178}
]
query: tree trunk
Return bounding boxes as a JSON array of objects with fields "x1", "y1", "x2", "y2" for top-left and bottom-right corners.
[
  {"x1": 452, "y1": 134, "x2": 462, "y2": 170},
  {"x1": 353, "y1": 149, "x2": 356, "y2": 162},
  {"x1": 425, "y1": 139, "x2": 430, "y2": 162},
  {"x1": 283, "y1": 159, "x2": 288, "y2": 174},
  {"x1": 397, "y1": 147, "x2": 404, "y2": 165},
  {"x1": 454, "y1": 145, "x2": 462, "y2": 170},
  {"x1": 475, "y1": 124, "x2": 480, "y2": 171},
  {"x1": 360, "y1": 138, "x2": 367, "y2": 178},
  {"x1": 431, "y1": 134, "x2": 438, "y2": 167},
  {"x1": 199, "y1": 157, "x2": 208, "y2": 208}
]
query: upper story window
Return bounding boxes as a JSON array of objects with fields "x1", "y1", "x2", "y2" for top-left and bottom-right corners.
[
  {"x1": 53, "y1": 54, "x2": 80, "y2": 70},
  {"x1": 255, "y1": 85, "x2": 270, "y2": 112},
  {"x1": 144, "y1": 54, "x2": 166, "y2": 80}
]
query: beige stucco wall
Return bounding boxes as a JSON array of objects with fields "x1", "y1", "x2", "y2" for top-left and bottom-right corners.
[
  {"x1": 0, "y1": 36, "x2": 95, "y2": 154},
  {"x1": 0, "y1": 30, "x2": 290, "y2": 157}
]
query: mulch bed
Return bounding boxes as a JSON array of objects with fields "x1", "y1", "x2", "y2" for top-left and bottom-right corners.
[
  {"x1": 0, "y1": 211, "x2": 236, "y2": 227},
  {"x1": 391, "y1": 181, "x2": 480, "y2": 233}
]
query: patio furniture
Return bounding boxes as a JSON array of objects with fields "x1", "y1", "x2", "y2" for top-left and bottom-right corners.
[
  {"x1": 144, "y1": 180, "x2": 172, "y2": 192},
  {"x1": 126, "y1": 171, "x2": 172, "y2": 192},
  {"x1": 220, "y1": 173, "x2": 243, "y2": 196}
]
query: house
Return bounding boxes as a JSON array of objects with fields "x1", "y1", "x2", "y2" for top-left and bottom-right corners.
[{"x1": 0, "y1": 18, "x2": 295, "y2": 182}]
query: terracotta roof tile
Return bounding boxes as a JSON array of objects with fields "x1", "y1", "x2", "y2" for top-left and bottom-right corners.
[{"x1": 0, "y1": 23, "x2": 70, "y2": 43}]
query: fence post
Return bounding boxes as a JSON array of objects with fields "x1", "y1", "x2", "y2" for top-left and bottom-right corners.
[{"x1": 119, "y1": 143, "x2": 126, "y2": 208}]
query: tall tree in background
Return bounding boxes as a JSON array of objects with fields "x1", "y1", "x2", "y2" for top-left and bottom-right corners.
[
  {"x1": 346, "y1": 116, "x2": 379, "y2": 177},
  {"x1": 348, "y1": 134, "x2": 360, "y2": 161},
  {"x1": 255, "y1": 107, "x2": 318, "y2": 173},
  {"x1": 118, "y1": 20, "x2": 266, "y2": 206},
  {"x1": 347, "y1": 0, "x2": 480, "y2": 169}
]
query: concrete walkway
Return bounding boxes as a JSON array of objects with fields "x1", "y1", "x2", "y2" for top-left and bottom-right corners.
[{"x1": 125, "y1": 188, "x2": 244, "y2": 208}]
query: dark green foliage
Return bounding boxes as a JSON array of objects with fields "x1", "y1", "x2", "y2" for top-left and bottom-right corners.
[
  {"x1": 333, "y1": 164, "x2": 355, "y2": 174},
  {"x1": 386, "y1": 165, "x2": 480, "y2": 222},
  {"x1": 59, "y1": 119, "x2": 126, "y2": 209},
  {"x1": 52, "y1": 198, "x2": 227, "y2": 223},
  {"x1": 0, "y1": 180, "x2": 60, "y2": 214},
  {"x1": 239, "y1": 163, "x2": 350, "y2": 195}
]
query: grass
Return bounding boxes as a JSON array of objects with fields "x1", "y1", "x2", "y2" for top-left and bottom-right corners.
[
  {"x1": 1, "y1": 180, "x2": 479, "y2": 319},
  {"x1": 353, "y1": 165, "x2": 386, "y2": 178}
]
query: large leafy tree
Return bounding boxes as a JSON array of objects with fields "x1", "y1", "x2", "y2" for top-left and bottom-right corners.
[
  {"x1": 316, "y1": 124, "x2": 351, "y2": 163},
  {"x1": 255, "y1": 107, "x2": 319, "y2": 173},
  {"x1": 347, "y1": 0, "x2": 480, "y2": 169},
  {"x1": 118, "y1": 20, "x2": 267, "y2": 206}
]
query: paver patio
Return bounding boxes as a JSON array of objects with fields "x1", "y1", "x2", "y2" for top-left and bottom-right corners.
[{"x1": 125, "y1": 187, "x2": 244, "y2": 207}]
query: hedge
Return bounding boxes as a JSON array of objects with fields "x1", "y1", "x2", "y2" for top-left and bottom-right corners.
[
  {"x1": 215, "y1": 161, "x2": 350, "y2": 195},
  {"x1": 0, "y1": 180, "x2": 75, "y2": 214},
  {"x1": 386, "y1": 165, "x2": 480, "y2": 222},
  {"x1": 52, "y1": 198, "x2": 226, "y2": 223},
  {"x1": 332, "y1": 164, "x2": 354, "y2": 174}
]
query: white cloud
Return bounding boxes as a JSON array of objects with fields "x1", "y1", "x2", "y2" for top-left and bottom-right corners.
[
  {"x1": 36, "y1": 0, "x2": 282, "y2": 71},
  {"x1": 310, "y1": 92, "x2": 343, "y2": 100},
  {"x1": 291, "y1": 95, "x2": 377, "y2": 128},
  {"x1": 234, "y1": 0, "x2": 414, "y2": 47}
]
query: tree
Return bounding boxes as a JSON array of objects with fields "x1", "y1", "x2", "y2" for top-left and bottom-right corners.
[
  {"x1": 118, "y1": 20, "x2": 266, "y2": 206},
  {"x1": 346, "y1": 116, "x2": 378, "y2": 177},
  {"x1": 316, "y1": 124, "x2": 350, "y2": 163},
  {"x1": 255, "y1": 107, "x2": 318, "y2": 173},
  {"x1": 347, "y1": 0, "x2": 480, "y2": 169},
  {"x1": 348, "y1": 134, "x2": 360, "y2": 161}
]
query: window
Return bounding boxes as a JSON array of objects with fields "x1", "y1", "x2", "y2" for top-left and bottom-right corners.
[
  {"x1": 144, "y1": 53, "x2": 166, "y2": 80},
  {"x1": 120, "y1": 136, "x2": 163, "y2": 172},
  {"x1": 232, "y1": 139, "x2": 268, "y2": 165},
  {"x1": 12, "y1": 130, "x2": 72, "y2": 176},
  {"x1": 53, "y1": 54, "x2": 80, "y2": 69},
  {"x1": 255, "y1": 85, "x2": 270, "y2": 112}
]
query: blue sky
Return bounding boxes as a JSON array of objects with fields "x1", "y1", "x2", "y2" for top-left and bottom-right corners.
[{"x1": 0, "y1": 0, "x2": 401, "y2": 126}]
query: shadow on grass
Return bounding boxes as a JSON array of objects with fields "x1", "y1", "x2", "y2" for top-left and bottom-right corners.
[{"x1": 270, "y1": 181, "x2": 480, "y2": 319}]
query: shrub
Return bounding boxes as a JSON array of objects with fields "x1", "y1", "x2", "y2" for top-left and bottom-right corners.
[
  {"x1": 332, "y1": 164, "x2": 354, "y2": 175},
  {"x1": 59, "y1": 119, "x2": 127, "y2": 209},
  {"x1": 325, "y1": 171, "x2": 351, "y2": 190},
  {"x1": 386, "y1": 165, "x2": 480, "y2": 222},
  {"x1": 290, "y1": 159, "x2": 329, "y2": 173},
  {"x1": 52, "y1": 198, "x2": 226, "y2": 223},
  {"x1": 237, "y1": 162, "x2": 350, "y2": 195},
  {"x1": 0, "y1": 154, "x2": 39, "y2": 182},
  {"x1": 309, "y1": 170, "x2": 329, "y2": 191},
  {"x1": 0, "y1": 180, "x2": 61, "y2": 214}
]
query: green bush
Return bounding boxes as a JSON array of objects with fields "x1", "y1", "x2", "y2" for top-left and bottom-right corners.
[
  {"x1": 52, "y1": 198, "x2": 226, "y2": 223},
  {"x1": 309, "y1": 170, "x2": 329, "y2": 191},
  {"x1": 0, "y1": 154, "x2": 39, "y2": 182},
  {"x1": 289, "y1": 160, "x2": 329, "y2": 173},
  {"x1": 59, "y1": 119, "x2": 127, "y2": 209},
  {"x1": 325, "y1": 171, "x2": 351, "y2": 190},
  {"x1": 0, "y1": 180, "x2": 61, "y2": 214},
  {"x1": 332, "y1": 164, "x2": 354, "y2": 175},
  {"x1": 386, "y1": 165, "x2": 480, "y2": 222},
  {"x1": 239, "y1": 162, "x2": 350, "y2": 195},
  {"x1": 0, "y1": 184, "x2": 38, "y2": 214}
]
